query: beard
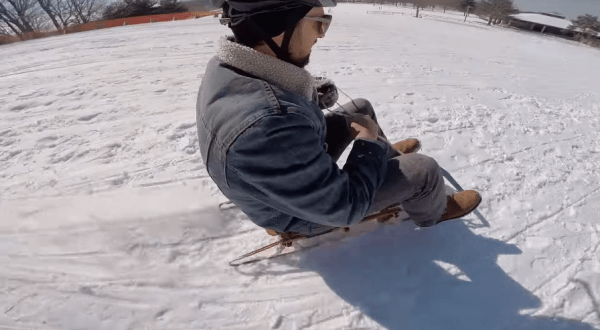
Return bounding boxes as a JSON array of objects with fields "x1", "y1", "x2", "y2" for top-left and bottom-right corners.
[{"x1": 289, "y1": 54, "x2": 311, "y2": 68}]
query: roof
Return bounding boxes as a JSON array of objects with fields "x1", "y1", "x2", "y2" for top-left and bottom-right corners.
[{"x1": 509, "y1": 13, "x2": 572, "y2": 30}]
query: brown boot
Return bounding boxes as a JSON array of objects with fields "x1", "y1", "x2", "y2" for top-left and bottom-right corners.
[
  {"x1": 392, "y1": 138, "x2": 421, "y2": 154},
  {"x1": 441, "y1": 190, "x2": 482, "y2": 221},
  {"x1": 265, "y1": 229, "x2": 279, "y2": 236},
  {"x1": 265, "y1": 229, "x2": 303, "y2": 247},
  {"x1": 266, "y1": 229, "x2": 302, "y2": 240}
]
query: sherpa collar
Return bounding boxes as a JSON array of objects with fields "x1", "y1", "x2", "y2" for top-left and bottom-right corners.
[{"x1": 218, "y1": 37, "x2": 315, "y2": 100}]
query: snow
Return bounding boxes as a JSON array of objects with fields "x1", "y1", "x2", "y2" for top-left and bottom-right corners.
[
  {"x1": 1, "y1": 3, "x2": 600, "y2": 329},
  {"x1": 509, "y1": 13, "x2": 573, "y2": 29},
  {"x1": 365, "y1": 3, "x2": 490, "y2": 26}
]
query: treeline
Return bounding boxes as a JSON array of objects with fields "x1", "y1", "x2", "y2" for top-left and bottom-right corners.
[
  {"x1": 341, "y1": 0, "x2": 519, "y2": 25},
  {"x1": 103, "y1": 0, "x2": 186, "y2": 20},
  {"x1": 0, "y1": 0, "x2": 187, "y2": 40},
  {"x1": 347, "y1": 0, "x2": 600, "y2": 47},
  {"x1": 568, "y1": 14, "x2": 600, "y2": 47}
]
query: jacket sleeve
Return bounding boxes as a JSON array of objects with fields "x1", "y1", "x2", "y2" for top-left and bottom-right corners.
[{"x1": 227, "y1": 112, "x2": 389, "y2": 227}]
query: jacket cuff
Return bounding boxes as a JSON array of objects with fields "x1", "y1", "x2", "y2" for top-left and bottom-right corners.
[
  {"x1": 345, "y1": 137, "x2": 390, "y2": 202},
  {"x1": 354, "y1": 138, "x2": 390, "y2": 156}
]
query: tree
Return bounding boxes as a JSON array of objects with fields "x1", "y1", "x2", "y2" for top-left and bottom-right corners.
[
  {"x1": 0, "y1": 20, "x2": 11, "y2": 35},
  {"x1": 458, "y1": 0, "x2": 475, "y2": 16},
  {"x1": 69, "y1": 0, "x2": 104, "y2": 24},
  {"x1": 102, "y1": 0, "x2": 151, "y2": 19},
  {"x1": 568, "y1": 14, "x2": 600, "y2": 34},
  {"x1": 27, "y1": 4, "x2": 50, "y2": 30},
  {"x1": 36, "y1": 0, "x2": 72, "y2": 31},
  {"x1": 412, "y1": 0, "x2": 438, "y2": 18},
  {"x1": 478, "y1": 0, "x2": 518, "y2": 25},
  {"x1": 101, "y1": 0, "x2": 120, "y2": 19},
  {"x1": 568, "y1": 14, "x2": 600, "y2": 46},
  {"x1": 102, "y1": 0, "x2": 185, "y2": 20},
  {"x1": 405, "y1": 0, "x2": 460, "y2": 15},
  {"x1": 437, "y1": 0, "x2": 459, "y2": 13},
  {"x1": 158, "y1": 0, "x2": 186, "y2": 14},
  {"x1": 0, "y1": 0, "x2": 39, "y2": 37},
  {"x1": 0, "y1": 21, "x2": 16, "y2": 44},
  {"x1": 1, "y1": 0, "x2": 107, "y2": 42}
]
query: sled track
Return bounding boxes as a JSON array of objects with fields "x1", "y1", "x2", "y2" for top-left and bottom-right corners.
[{"x1": 504, "y1": 185, "x2": 600, "y2": 243}]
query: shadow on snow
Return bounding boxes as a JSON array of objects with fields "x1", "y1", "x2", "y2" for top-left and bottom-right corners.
[{"x1": 288, "y1": 219, "x2": 595, "y2": 330}]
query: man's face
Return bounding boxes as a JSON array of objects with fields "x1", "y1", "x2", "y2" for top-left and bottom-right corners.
[{"x1": 287, "y1": 7, "x2": 327, "y2": 68}]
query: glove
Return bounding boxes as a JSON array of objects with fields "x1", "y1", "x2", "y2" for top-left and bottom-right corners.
[{"x1": 314, "y1": 76, "x2": 339, "y2": 109}]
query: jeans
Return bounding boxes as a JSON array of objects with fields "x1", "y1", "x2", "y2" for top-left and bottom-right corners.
[{"x1": 324, "y1": 98, "x2": 448, "y2": 226}]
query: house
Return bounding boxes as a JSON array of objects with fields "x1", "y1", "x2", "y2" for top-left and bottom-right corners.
[{"x1": 507, "y1": 12, "x2": 573, "y2": 37}]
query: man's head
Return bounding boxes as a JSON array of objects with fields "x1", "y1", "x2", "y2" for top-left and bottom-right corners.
[
  {"x1": 265, "y1": 7, "x2": 329, "y2": 68},
  {"x1": 219, "y1": 0, "x2": 335, "y2": 68}
]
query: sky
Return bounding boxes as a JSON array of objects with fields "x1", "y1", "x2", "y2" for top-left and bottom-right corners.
[{"x1": 511, "y1": 0, "x2": 600, "y2": 19}]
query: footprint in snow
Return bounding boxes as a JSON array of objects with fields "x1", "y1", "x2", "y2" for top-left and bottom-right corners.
[
  {"x1": 78, "y1": 113, "x2": 101, "y2": 122},
  {"x1": 79, "y1": 286, "x2": 95, "y2": 295},
  {"x1": 154, "y1": 309, "x2": 171, "y2": 321},
  {"x1": 0, "y1": 129, "x2": 16, "y2": 137},
  {"x1": 176, "y1": 122, "x2": 196, "y2": 130},
  {"x1": 111, "y1": 172, "x2": 129, "y2": 186},
  {"x1": 0, "y1": 137, "x2": 16, "y2": 146},
  {"x1": 1, "y1": 150, "x2": 22, "y2": 161},
  {"x1": 36, "y1": 136, "x2": 59, "y2": 145},
  {"x1": 49, "y1": 150, "x2": 76, "y2": 163},
  {"x1": 10, "y1": 103, "x2": 35, "y2": 112},
  {"x1": 58, "y1": 89, "x2": 76, "y2": 97},
  {"x1": 427, "y1": 116, "x2": 439, "y2": 123},
  {"x1": 270, "y1": 315, "x2": 283, "y2": 329}
]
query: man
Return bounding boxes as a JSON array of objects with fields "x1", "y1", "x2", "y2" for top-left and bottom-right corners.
[{"x1": 197, "y1": 0, "x2": 481, "y2": 236}]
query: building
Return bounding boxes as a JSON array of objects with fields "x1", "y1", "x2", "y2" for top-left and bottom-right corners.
[{"x1": 507, "y1": 12, "x2": 573, "y2": 37}]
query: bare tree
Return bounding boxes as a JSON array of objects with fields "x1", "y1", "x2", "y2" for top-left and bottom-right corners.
[
  {"x1": 411, "y1": 0, "x2": 439, "y2": 18},
  {"x1": 36, "y1": 0, "x2": 104, "y2": 31},
  {"x1": 457, "y1": 0, "x2": 475, "y2": 17},
  {"x1": 158, "y1": 0, "x2": 186, "y2": 14},
  {"x1": 103, "y1": 0, "x2": 155, "y2": 19},
  {"x1": 436, "y1": 0, "x2": 458, "y2": 13},
  {"x1": 0, "y1": 0, "x2": 39, "y2": 37},
  {"x1": 69, "y1": 0, "x2": 104, "y2": 24},
  {"x1": 1, "y1": 0, "x2": 105, "y2": 41},
  {"x1": 568, "y1": 14, "x2": 600, "y2": 34},
  {"x1": 36, "y1": 0, "x2": 70, "y2": 30},
  {"x1": 568, "y1": 14, "x2": 600, "y2": 46},
  {"x1": 28, "y1": 4, "x2": 51, "y2": 29},
  {"x1": 0, "y1": 20, "x2": 11, "y2": 35},
  {"x1": 103, "y1": 0, "x2": 184, "y2": 20},
  {"x1": 478, "y1": 0, "x2": 518, "y2": 25}
]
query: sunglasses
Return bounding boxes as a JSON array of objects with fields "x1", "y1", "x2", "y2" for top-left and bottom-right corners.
[{"x1": 303, "y1": 14, "x2": 333, "y2": 35}]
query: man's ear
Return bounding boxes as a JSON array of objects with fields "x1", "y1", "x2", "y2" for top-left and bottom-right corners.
[{"x1": 271, "y1": 33, "x2": 285, "y2": 47}]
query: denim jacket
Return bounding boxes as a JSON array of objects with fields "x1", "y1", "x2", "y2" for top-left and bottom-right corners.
[{"x1": 196, "y1": 38, "x2": 389, "y2": 235}]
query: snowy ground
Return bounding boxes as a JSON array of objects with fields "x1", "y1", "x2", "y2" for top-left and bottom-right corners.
[{"x1": 1, "y1": 3, "x2": 600, "y2": 330}]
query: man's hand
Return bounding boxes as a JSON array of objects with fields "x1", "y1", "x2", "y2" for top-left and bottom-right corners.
[{"x1": 349, "y1": 114, "x2": 379, "y2": 141}]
